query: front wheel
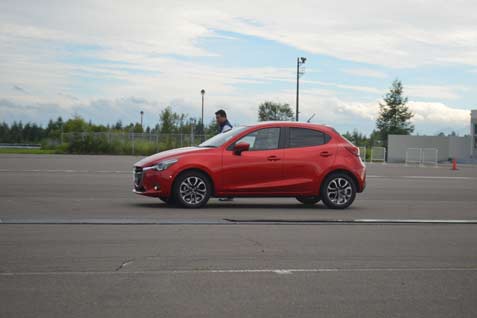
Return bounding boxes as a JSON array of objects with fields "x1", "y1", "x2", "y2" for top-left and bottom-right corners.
[
  {"x1": 296, "y1": 196, "x2": 321, "y2": 205},
  {"x1": 321, "y1": 173, "x2": 356, "y2": 209},
  {"x1": 173, "y1": 171, "x2": 211, "y2": 208}
]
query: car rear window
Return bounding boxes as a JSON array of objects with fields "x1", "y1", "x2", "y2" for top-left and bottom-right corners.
[{"x1": 288, "y1": 127, "x2": 328, "y2": 148}]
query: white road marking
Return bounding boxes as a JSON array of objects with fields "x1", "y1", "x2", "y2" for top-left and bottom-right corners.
[
  {"x1": 367, "y1": 175, "x2": 475, "y2": 180},
  {"x1": 1, "y1": 169, "x2": 474, "y2": 180},
  {"x1": 2, "y1": 218, "x2": 477, "y2": 225},
  {"x1": 402, "y1": 176, "x2": 475, "y2": 180},
  {"x1": 355, "y1": 219, "x2": 477, "y2": 224},
  {"x1": 1, "y1": 267, "x2": 477, "y2": 276},
  {"x1": 0, "y1": 169, "x2": 475, "y2": 179},
  {"x1": 0, "y1": 169, "x2": 129, "y2": 174}
]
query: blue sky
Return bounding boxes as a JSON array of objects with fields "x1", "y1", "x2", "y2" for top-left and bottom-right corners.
[{"x1": 0, "y1": 0, "x2": 476, "y2": 135}]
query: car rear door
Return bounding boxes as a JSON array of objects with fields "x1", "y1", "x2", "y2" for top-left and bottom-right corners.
[
  {"x1": 220, "y1": 127, "x2": 286, "y2": 194},
  {"x1": 282, "y1": 127, "x2": 336, "y2": 195}
]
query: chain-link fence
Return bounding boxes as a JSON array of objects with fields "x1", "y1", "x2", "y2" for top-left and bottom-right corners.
[
  {"x1": 358, "y1": 146, "x2": 366, "y2": 162},
  {"x1": 405, "y1": 148, "x2": 421, "y2": 166},
  {"x1": 405, "y1": 147, "x2": 438, "y2": 167},
  {"x1": 421, "y1": 148, "x2": 438, "y2": 166},
  {"x1": 370, "y1": 147, "x2": 386, "y2": 163}
]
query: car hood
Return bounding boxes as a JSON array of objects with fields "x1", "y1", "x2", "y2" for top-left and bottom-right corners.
[{"x1": 134, "y1": 146, "x2": 211, "y2": 168}]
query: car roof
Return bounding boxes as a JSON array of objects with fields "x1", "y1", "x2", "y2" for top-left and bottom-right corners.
[{"x1": 244, "y1": 121, "x2": 336, "y2": 133}]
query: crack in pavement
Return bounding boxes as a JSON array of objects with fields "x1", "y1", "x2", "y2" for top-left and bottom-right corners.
[{"x1": 115, "y1": 259, "x2": 135, "y2": 271}]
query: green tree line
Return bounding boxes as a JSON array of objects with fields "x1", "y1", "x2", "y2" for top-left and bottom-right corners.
[{"x1": 0, "y1": 106, "x2": 219, "y2": 144}]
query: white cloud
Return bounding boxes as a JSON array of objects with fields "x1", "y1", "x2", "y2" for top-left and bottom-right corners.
[
  {"x1": 2, "y1": 0, "x2": 477, "y2": 68},
  {"x1": 405, "y1": 85, "x2": 467, "y2": 100},
  {"x1": 407, "y1": 101, "x2": 470, "y2": 126},
  {"x1": 341, "y1": 68, "x2": 388, "y2": 79}
]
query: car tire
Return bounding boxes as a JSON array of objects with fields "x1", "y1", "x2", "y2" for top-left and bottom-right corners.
[
  {"x1": 296, "y1": 196, "x2": 321, "y2": 205},
  {"x1": 321, "y1": 172, "x2": 356, "y2": 209},
  {"x1": 173, "y1": 170, "x2": 211, "y2": 208}
]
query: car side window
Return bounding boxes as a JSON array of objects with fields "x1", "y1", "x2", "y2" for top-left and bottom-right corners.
[
  {"x1": 234, "y1": 128, "x2": 280, "y2": 151},
  {"x1": 288, "y1": 127, "x2": 327, "y2": 148}
]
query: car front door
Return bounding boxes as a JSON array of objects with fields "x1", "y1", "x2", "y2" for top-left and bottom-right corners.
[{"x1": 220, "y1": 127, "x2": 285, "y2": 195}]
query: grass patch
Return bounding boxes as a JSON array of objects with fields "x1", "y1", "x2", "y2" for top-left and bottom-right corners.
[{"x1": 0, "y1": 148, "x2": 58, "y2": 154}]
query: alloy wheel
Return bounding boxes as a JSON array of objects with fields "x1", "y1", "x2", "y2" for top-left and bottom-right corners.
[
  {"x1": 179, "y1": 176, "x2": 207, "y2": 205},
  {"x1": 326, "y1": 177, "x2": 353, "y2": 206}
]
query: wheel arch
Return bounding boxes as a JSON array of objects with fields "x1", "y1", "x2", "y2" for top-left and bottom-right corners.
[{"x1": 320, "y1": 169, "x2": 359, "y2": 195}]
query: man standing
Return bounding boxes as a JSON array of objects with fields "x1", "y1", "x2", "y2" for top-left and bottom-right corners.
[
  {"x1": 215, "y1": 109, "x2": 234, "y2": 202},
  {"x1": 215, "y1": 109, "x2": 233, "y2": 133}
]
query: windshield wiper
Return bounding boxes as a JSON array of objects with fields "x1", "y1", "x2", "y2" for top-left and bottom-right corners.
[{"x1": 197, "y1": 145, "x2": 217, "y2": 148}]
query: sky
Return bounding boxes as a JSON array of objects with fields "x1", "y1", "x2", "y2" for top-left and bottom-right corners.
[{"x1": 0, "y1": 0, "x2": 476, "y2": 135}]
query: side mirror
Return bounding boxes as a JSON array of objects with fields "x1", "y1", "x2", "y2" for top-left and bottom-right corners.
[{"x1": 233, "y1": 142, "x2": 250, "y2": 155}]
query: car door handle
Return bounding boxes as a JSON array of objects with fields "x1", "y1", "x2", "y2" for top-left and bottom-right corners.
[
  {"x1": 320, "y1": 151, "x2": 333, "y2": 157},
  {"x1": 267, "y1": 155, "x2": 280, "y2": 161}
]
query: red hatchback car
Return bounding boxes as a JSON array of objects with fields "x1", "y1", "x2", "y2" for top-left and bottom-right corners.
[{"x1": 133, "y1": 122, "x2": 366, "y2": 209}]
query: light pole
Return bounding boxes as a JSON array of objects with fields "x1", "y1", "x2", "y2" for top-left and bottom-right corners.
[
  {"x1": 200, "y1": 89, "x2": 205, "y2": 140},
  {"x1": 296, "y1": 57, "x2": 306, "y2": 121},
  {"x1": 140, "y1": 110, "x2": 144, "y2": 129}
]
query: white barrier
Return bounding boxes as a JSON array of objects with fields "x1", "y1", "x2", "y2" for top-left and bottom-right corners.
[
  {"x1": 370, "y1": 147, "x2": 386, "y2": 163},
  {"x1": 405, "y1": 147, "x2": 438, "y2": 167},
  {"x1": 405, "y1": 148, "x2": 421, "y2": 166},
  {"x1": 421, "y1": 148, "x2": 438, "y2": 166},
  {"x1": 359, "y1": 146, "x2": 366, "y2": 162}
]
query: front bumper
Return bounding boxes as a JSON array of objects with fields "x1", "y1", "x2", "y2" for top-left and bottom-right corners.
[{"x1": 133, "y1": 166, "x2": 174, "y2": 197}]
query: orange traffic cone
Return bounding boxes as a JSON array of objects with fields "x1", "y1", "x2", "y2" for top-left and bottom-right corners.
[{"x1": 452, "y1": 159, "x2": 458, "y2": 171}]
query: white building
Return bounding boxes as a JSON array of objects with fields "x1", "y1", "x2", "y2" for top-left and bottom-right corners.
[
  {"x1": 471, "y1": 110, "x2": 477, "y2": 158},
  {"x1": 387, "y1": 109, "x2": 476, "y2": 163}
]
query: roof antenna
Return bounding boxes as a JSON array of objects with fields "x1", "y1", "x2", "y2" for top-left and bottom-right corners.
[{"x1": 306, "y1": 113, "x2": 316, "y2": 123}]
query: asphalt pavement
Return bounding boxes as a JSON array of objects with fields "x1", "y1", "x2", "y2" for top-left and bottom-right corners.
[{"x1": 1, "y1": 154, "x2": 477, "y2": 317}]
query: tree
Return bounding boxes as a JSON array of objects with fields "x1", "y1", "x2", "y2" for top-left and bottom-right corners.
[
  {"x1": 159, "y1": 106, "x2": 180, "y2": 134},
  {"x1": 113, "y1": 120, "x2": 123, "y2": 130},
  {"x1": 368, "y1": 130, "x2": 383, "y2": 146},
  {"x1": 63, "y1": 115, "x2": 88, "y2": 133},
  {"x1": 205, "y1": 118, "x2": 219, "y2": 136},
  {"x1": 342, "y1": 129, "x2": 369, "y2": 146},
  {"x1": 376, "y1": 79, "x2": 414, "y2": 147},
  {"x1": 258, "y1": 101, "x2": 294, "y2": 121}
]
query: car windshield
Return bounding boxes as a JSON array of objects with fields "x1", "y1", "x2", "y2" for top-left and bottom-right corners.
[{"x1": 198, "y1": 126, "x2": 247, "y2": 148}]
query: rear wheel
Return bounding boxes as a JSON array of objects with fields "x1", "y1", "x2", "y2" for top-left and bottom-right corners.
[
  {"x1": 296, "y1": 196, "x2": 321, "y2": 205},
  {"x1": 173, "y1": 171, "x2": 211, "y2": 208},
  {"x1": 321, "y1": 173, "x2": 356, "y2": 209}
]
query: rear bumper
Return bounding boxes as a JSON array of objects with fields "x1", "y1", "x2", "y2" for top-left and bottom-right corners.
[{"x1": 357, "y1": 167, "x2": 366, "y2": 193}]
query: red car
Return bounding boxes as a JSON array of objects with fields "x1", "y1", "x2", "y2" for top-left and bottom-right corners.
[{"x1": 133, "y1": 122, "x2": 366, "y2": 209}]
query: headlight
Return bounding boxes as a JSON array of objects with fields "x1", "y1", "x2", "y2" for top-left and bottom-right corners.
[{"x1": 143, "y1": 159, "x2": 178, "y2": 171}]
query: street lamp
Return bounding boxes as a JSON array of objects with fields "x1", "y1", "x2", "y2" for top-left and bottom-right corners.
[
  {"x1": 296, "y1": 57, "x2": 306, "y2": 121},
  {"x1": 201, "y1": 89, "x2": 205, "y2": 140},
  {"x1": 140, "y1": 110, "x2": 144, "y2": 129}
]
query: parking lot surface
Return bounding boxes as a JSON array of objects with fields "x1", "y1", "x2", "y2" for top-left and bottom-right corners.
[{"x1": 1, "y1": 154, "x2": 477, "y2": 317}]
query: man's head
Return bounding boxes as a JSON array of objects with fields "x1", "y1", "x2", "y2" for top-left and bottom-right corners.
[{"x1": 215, "y1": 109, "x2": 227, "y2": 125}]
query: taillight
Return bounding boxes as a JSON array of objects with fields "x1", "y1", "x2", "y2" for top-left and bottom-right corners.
[{"x1": 345, "y1": 145, "x2": 360, "y2": 157}]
